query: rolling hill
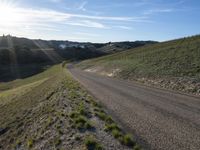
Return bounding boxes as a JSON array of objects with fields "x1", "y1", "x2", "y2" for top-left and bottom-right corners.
[
  {"x1": 0, "y1": 35, "x2": 155, "y2": 82},
  {"x1": 78, "y1": 35, "x2": 200, "y2": 95}
]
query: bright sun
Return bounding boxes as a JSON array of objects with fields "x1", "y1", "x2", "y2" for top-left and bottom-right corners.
[{"x1": 0, "y1": 1, "x2": 24, "y2": 26}]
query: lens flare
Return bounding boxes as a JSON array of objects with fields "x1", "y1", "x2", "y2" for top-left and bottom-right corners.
[{"x1": 0, "y1": 1, "x2": 23, "y2": 26}]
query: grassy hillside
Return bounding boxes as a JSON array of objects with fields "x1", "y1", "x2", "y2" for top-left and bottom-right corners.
[
  {"x1": 79, "y1": 35, "x2": 200, "y2": 94},
  {"x1": 0, "y1": 64, "x2": 140, "y2": 150}
]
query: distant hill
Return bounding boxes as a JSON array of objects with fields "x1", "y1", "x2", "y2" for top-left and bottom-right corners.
[
  {"x1": 0, "y1": 35, "x2": 157, "y2": 64},
  {"x1": 0, "y1": 35, "x2": 104, "y2": 64},
  {"x1": 79, "y1": 35, "x2": 200, "y2": 95},
  {"x1": 0, "y1": 35, "x2": 156, "y2": 81}
]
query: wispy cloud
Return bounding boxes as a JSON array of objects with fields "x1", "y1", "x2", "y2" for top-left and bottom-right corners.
[
  {"x1": 144, "y1": 9, "x2": 174, "y2": 15},
  {"x1": 64, "y1": 20, "x2": 106, "y2": 29},
  {"x1": 72, "y1": 14, "x2": 135, "y2": 21},
  {"x1": 76, "y1": 1, "x2": 101, "y2": 15},
  {"x1": 0, "y1": 3, "x2": 150, "y2": 41},
  {"x1": 75, "y1": 32, "x2": 100, "y2": 37},
  {"x1": 8, "y1": 7, "x2": 137, "y2": 23},
  {"x1": 0, "y1": 6, "x2": 146, "y2": 30},
  {"x1": 78, "y1": 1, "x2": 88, "y2": 11},
  {"x1": 115, "y1": 26, "x2": 133, "y2": 30}
]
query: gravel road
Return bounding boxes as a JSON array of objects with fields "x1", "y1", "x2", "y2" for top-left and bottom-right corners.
[{"x1": 68, "y1": 66, "x2": 200, "y2": 150}]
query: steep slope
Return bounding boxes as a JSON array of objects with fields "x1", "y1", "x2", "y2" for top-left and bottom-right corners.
[{"x1": 79, "y1": 35, "x2": 200, "y2": 95}]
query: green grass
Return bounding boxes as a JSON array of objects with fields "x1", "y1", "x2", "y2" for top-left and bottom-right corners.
[
  {"x1": 0, "y1": 64, "x2": 67, "y2": 149},
  {"x1": 0, "y1": 64, "x2": 64, "y2": 123},
  {"x1": 0, "y1": 78, "x2": 48, "y2": 105},
  {"x1": 79, "y1": 35, "x2": 200, "y2": 80},
  {"x1": 0, "y1": 64, "x2": 60, "y2": 91}
]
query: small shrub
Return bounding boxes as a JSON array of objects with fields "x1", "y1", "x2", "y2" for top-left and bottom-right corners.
[
  {"x1": 121, "y1": 134, "x2": 135, "y2": 147},
  {"x1": 112, "y1": 129, "x2": 122, "y2": 139},
  {"x1": 104, "y1": 123, "x2": 120, "y2": 132},
  {"x1": 85, "y1": 121, "x2": 94, "y2": 129},
  {"x1": 74, "y1": 116, "x2": 94, "y2": 130},
  {"x1": 105, "y1": 116, "x2": 114, "y2": 123},
  {"x1": 84, "y1": 136, "x2": 103, "y2": 150},
  {"x1": 75, "y1": 116, "x2": 87, "y2": 124},
  {"x1": 95, "y1": 112, "x2": 107, "y2": 121}
]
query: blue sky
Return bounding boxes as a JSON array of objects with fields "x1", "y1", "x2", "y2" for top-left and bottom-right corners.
[{"x1": 0, "y1": 0, "x2": 200, "y2": 42}]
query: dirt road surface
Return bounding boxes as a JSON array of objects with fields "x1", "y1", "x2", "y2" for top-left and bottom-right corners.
[{"x1": 68, "y1": 66, "x2": 200, "y2": 150}]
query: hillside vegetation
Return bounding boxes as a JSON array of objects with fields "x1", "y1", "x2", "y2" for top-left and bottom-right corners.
[{"x1": 79, "y1": 35, "x2": 200, "y2": 95}]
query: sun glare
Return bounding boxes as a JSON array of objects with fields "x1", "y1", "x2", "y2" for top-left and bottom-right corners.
[{"x1": 0, "y1": 1, "x2": 24, "y2": 26}]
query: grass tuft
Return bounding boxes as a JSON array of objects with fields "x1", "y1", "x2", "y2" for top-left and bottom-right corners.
[
  {"x1": 69, "y1": 111, "x2": 94, "y2": 130},
  {"x1": 84, "y1": 136, "x2": 103, "y2": 150},
  {"x1": 120, "y1": 134, "x2": 135, "y2": 147},
  {"x1": 112, "y1": 129, "x2": 122, "y2": 139},
  {"x1": 104, "y1": 123, "x2": 120, "y2": 132}
]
